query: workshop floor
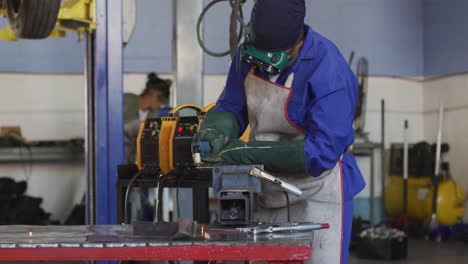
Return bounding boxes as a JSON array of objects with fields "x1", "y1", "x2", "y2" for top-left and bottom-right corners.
[{"x1": 349, "y1": 239, "x2": 468, "y2": 263}]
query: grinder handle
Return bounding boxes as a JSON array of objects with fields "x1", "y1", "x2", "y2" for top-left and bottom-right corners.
[
  {"x1": 192, "y1": 141, "x2": 212, "y2": 165},
  {"x1": 193, "y1": 141, "x2": 212, "y2": 154},
  {"x1": 250, "y1": 167, "x2": 303, "y2": 196}
]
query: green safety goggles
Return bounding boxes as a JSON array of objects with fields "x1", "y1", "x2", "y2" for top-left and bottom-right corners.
[{"x1": 241, "y1": 35, "x2": 291, "y2": 75}]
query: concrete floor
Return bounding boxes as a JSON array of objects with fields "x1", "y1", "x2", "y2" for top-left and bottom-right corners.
[{"x1": 349, "y1": 239, "x2": 468, "y2": 264}]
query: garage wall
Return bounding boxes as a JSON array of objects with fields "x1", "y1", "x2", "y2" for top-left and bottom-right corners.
[
  {"x1": 424, "y1": 0, "x2": 468, "y2": 76},
  {"x1": 0, "y1": 0, "x2": 424, "y2": 77},
  {"x1": 123, "y1": 0, "x2": 173, "y2": 73},
  {"x1": 0, "y1": 21, "x2": 85, "y2": 73},
  {"x1": 423, "y1": 74, "x2": 468, "y2": 221},
  {"x1": 0, "y1": 74, "x2": 85, "y2": 140},
  {"x1": 422, "y1": 0, "x2": 468, "y2": 221},
  {"x1": 353, "y1": 77, "x2": 424, "y2": 222},
  {"x1": 0, "y1": 74, "x2": 86, "y2": 222},
  {"x1": 203, "y1": 0, "x2": 424, "y2": 76}
]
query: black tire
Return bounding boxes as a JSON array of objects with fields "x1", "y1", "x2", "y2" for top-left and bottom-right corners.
[{"x1": 6, "y1": 0, "x2": 61, "y2": 39}]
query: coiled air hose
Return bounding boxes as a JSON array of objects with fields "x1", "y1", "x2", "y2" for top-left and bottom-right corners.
[{"x1": 197, "y1": 0, "x2": 248, "y2": 58}]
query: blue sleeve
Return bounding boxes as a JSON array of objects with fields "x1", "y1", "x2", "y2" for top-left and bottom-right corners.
[
  {"x1": 303, "y1": 62, "x2": 358, "y2": 177},
  {"x1": 212, "y1": 50, "x2": 250, "y2": 136}
]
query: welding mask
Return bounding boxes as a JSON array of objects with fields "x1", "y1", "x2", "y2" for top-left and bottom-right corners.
[{"x1": 241, "y1": 35, "x2": 291, "y2": 75}]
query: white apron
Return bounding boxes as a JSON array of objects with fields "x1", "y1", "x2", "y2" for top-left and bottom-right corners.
[{"x1": 245, "y1": 71, "x2": 345, "y2": 264}]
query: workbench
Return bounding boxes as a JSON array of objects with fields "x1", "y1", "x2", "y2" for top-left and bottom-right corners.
[{"x1": 0, "y1": 225, "x2": 312, "y2": 262}]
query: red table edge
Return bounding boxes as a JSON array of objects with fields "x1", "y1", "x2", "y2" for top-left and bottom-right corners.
[{"x1": 0, "y1": 244, "x2": 311, "y2": 261}]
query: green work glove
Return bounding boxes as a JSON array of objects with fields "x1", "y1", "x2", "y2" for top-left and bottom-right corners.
[
  {"x1": 219, "y1": 139, "x2": 308, "y2": 174},
  {"x1": 194, "y1": 111, "x2": 239, "y2": 163}
]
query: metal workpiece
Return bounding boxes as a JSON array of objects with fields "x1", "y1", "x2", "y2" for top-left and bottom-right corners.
[
  {"x1": 212, "y1": 165, "x2": 263, "y2": 194},
  {"x1": 239, "y1": 223, "x2": 330, "y2": 236},
  {"x1": 0, "y1": 225, "x2": 313, "y2": 261},
  {"x1": 203, "y1": 223, "x2": 321, "y2": 244},
  {"x1": 132, "y1": 219, "x2": 198, "y2": 239}
]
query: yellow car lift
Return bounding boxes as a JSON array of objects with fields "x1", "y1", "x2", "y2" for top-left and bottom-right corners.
[{"x1": 0, "y1": 0, "x2": 96, "y2": 41}]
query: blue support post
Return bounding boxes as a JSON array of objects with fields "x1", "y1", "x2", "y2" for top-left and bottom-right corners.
[
  {"x1": 93, "y1": 0, "x2": 124, "y2": 225},
  {"x1": 107, "y1": 0, "x2": 125, "y2": 225}
]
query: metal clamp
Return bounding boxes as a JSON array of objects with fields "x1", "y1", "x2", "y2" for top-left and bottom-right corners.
[{"x1": 239, "y1": 223, "x2": 330, "y2": 235}]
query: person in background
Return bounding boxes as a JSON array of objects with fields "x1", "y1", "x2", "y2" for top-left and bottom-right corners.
[
  {"x1": 124, "y1": 72, "x2": 172, "y2": 124},
  {"x1": 124, "y1": 73, "x2": 172, "y2": 164},
  {"x1": 124, "y1": 73, "x2": 172, "y2": 223}
]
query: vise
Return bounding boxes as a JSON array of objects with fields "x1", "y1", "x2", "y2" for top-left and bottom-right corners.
[{"x1": 212, "y1": 165, "x2": 262, "y2": 226}]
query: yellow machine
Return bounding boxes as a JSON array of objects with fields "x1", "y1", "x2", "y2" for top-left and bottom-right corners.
[
  {"x1": 160, "y1": 104, "x2": 202, "y2": 174},
  {"x1": 385, "y1": 176, "x2": 466, "y2": 226},
  {"x1": 136, "y1": 104, "x2": 201, "y2": 174},
  {"x1": 385, "y1": 176, "x2": 432, "y2": 222},
  {"x1": 136, "y1": 103, "x2": 252, "y2": 174},
  {"x1": 424, "y1": 179, "x2": 466, "y2": 226}
]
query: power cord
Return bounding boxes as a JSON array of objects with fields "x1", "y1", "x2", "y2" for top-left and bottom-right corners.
[
  {"x1": 18, "y1": 142, "x2": 32, "y2": 183},
  {"x1": 4, "y1": 135, "x2": 32, "y2": 183},
  {"x1": 123, "y1": 170, "x2": 145, "y2": 224},
  {"x1": 169, "y1": 171, "x2": 187, "y2": 220},
  {"x1": 25, "y1": 144, "x2": 32, "y2": 183},
  {"x1": 120, "y1": 170, "x2": 159, "y2": 264},
  {"x1": 284, "y1": 191, "x2": 291, "y2": 222},
  {"x1": 197, "y1": 0, "x2": 248, "y2": 57},
  {"x1": 229, "y1": 0, "x2": 243, "y2": 58},
  {"x1": 176, "y1": 176, "x2": 183, "y2": 219},
  {"x1": 155, "y1": 174, "x2": 165, "y2": 222}
]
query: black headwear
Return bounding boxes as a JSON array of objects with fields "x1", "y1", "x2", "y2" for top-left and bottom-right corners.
[
  {"x1": 141, "y1": 73, "x2": 172, "y2": 101},
  {"x1": 249, "y1": 0, "x2": 306, "y2": 52}
]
